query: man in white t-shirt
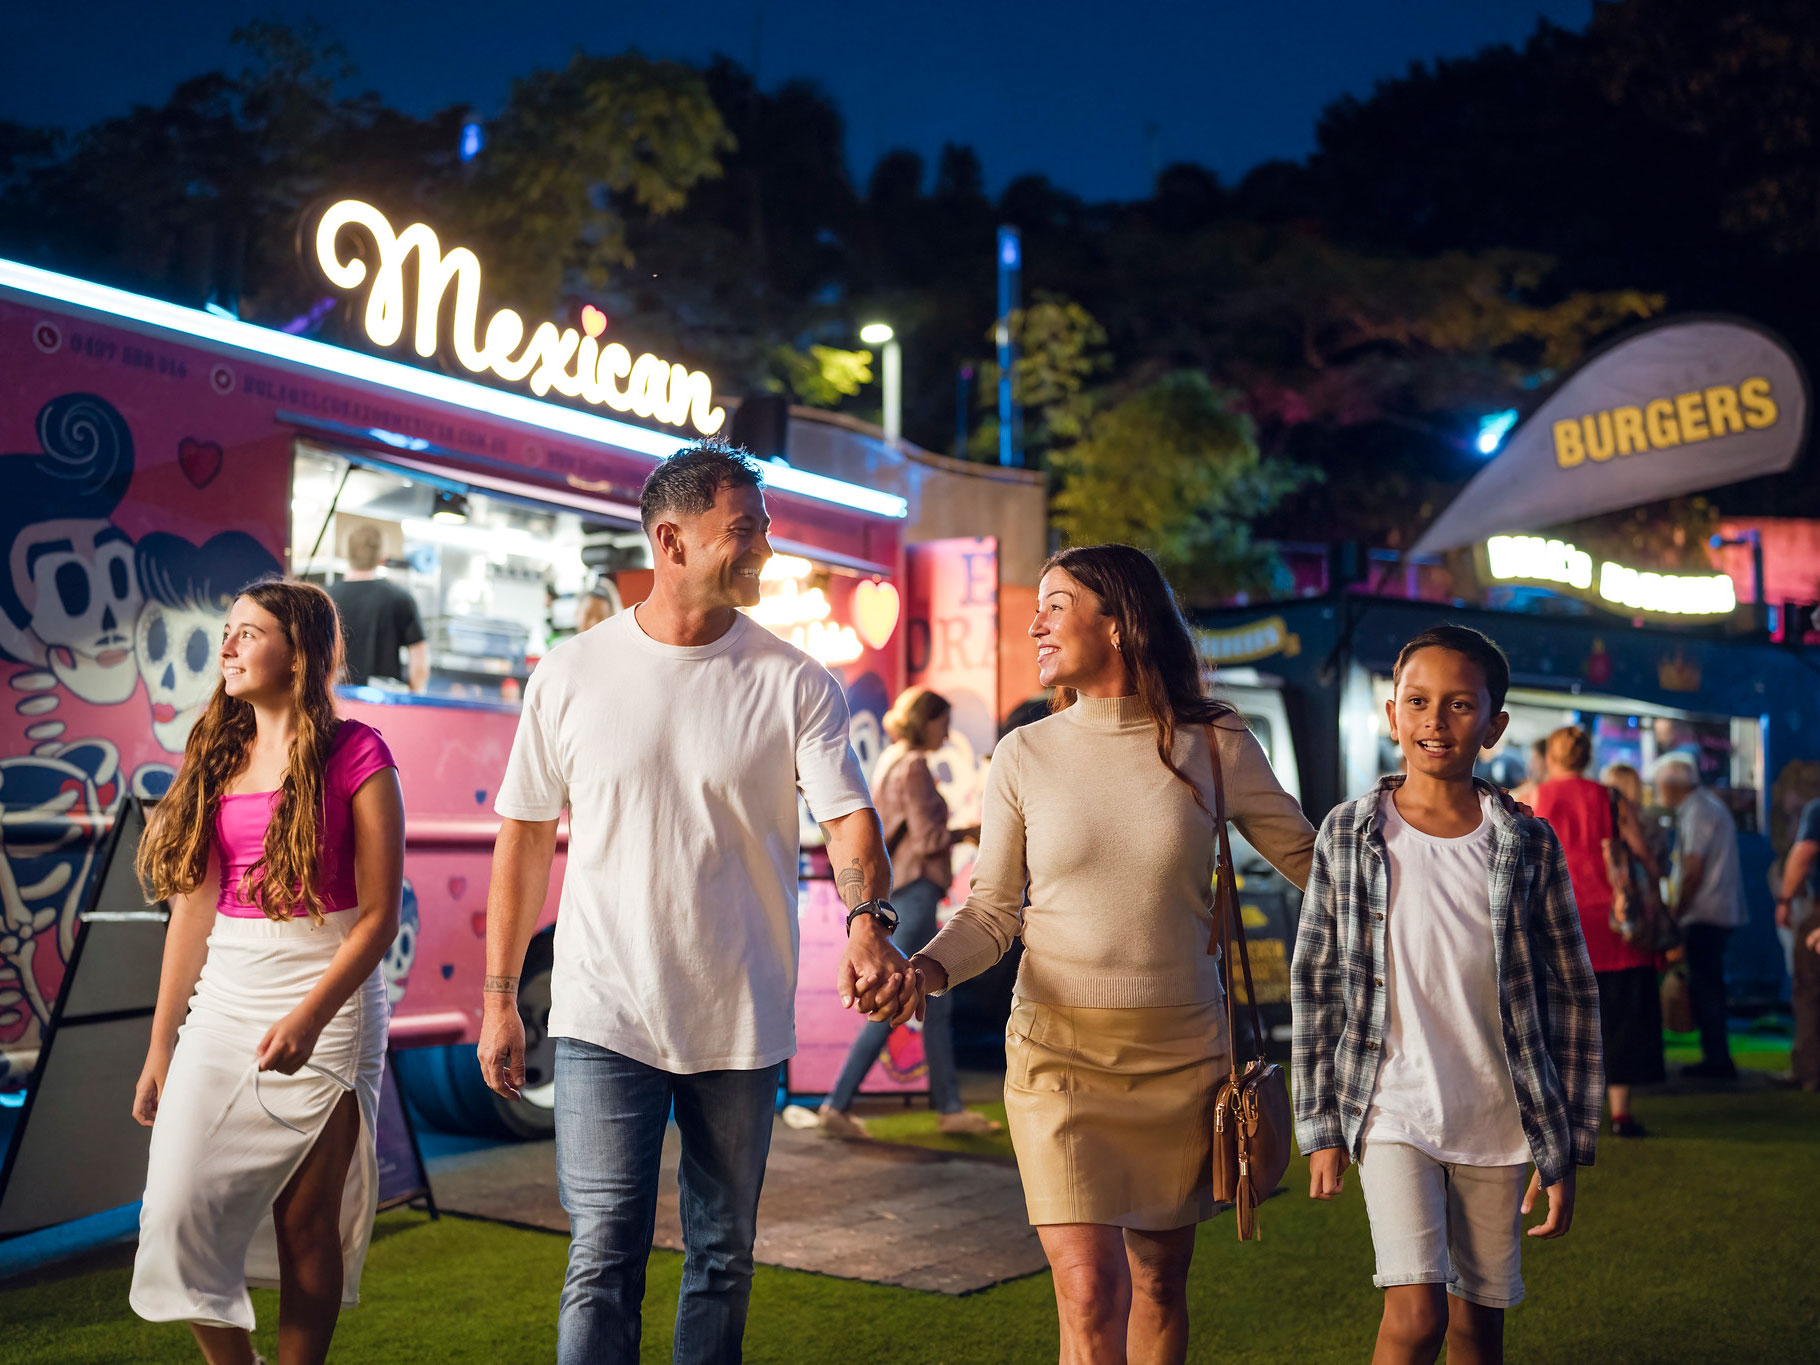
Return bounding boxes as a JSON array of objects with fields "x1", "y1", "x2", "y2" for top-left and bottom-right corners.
[
  {"x1": 477, "y1": 445, "x2": 918, "y2": 1364},
  {"x1": 1656, "y1": 756, "x2": 1746, "y2": 1079}
]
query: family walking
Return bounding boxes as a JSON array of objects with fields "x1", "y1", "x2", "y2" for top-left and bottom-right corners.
[{"x1": 128, "y1": 442, "x2": 1606, "y2": 1365}]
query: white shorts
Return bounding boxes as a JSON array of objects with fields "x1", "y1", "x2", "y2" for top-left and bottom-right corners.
[{"x1": 1356, "y1": 1142, "x2": 1528, "y2": 1309}]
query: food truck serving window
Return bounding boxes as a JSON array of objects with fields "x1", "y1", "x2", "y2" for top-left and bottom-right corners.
[{"x1": 290, "y1": 442, "x2": 644, "y2": 707}]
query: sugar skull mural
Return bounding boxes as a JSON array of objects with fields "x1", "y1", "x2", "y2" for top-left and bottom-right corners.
[
  {"x1": 0, "y1": 395, "x2": 139, "y2": 705},
  {"x1": 0, "y1": 740, "x2": 120, "y2": 1071},
  {"x1": 135, "y1": 531, "x2": 282, "y2": 752},
  {"x1": 381, "y1": 878, "x2": 421, "y2": 1007}
]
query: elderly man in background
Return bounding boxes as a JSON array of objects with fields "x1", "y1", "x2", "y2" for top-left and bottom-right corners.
[{"x1": 1655, "y1": 756, "x2": 1746, "y2": 1080}]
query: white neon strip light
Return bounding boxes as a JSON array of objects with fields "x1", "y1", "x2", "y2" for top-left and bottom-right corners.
[{"x1": 0, "y1": 257, "x2": 908, "y2": 520}]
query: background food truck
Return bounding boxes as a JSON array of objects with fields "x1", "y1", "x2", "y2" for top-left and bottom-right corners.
[{"x1": 0, "y1": 253, "x2": 923, "y2": 1140}]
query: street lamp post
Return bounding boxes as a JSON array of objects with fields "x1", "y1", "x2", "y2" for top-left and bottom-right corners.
[{"x1": 860, "y1": 322, "x2": 900, "y2": 443}]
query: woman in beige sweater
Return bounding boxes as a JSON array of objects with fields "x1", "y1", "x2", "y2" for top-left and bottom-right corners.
[{"x1": 910, "y1": 544, "x2": 1314, "y2": 1365}]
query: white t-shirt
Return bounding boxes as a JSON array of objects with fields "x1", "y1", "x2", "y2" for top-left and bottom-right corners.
[
  {"x1": 1674, "y1": 786, "x2": 1747, "y2": 929},
  {"x1": 1362, "y1": 790, "x2": 1531, "y2": 1167},
  {"x1": 494, "y1": 606, "x2": 872, "y2": 1073}
]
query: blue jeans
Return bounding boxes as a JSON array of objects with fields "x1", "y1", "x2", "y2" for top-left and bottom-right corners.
[
  {"x1": 827, "y1": 878, "x2": 962, "y2": 1114},
  {"x1": 554, "y1": 1037, "x2": 778, "y2": 1364}
]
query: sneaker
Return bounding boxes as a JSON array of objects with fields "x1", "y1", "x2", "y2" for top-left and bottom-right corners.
[
  {"x1": 1681, "y1": 1060, "x2": 1739, "y2": 1080},
  {"x1": 816, "y1": 1105, "x2": 871, "y2": 1139},
  {"x1": 780, "y1": 1104, "x2": 821, "y2": 1130},
  {"x1": 937, "y1": 1109, "x2": 1005, "y2": 1135},
  {"x1": 1613, "y1": 1117, "x2": 1648, "y2": 1138}
]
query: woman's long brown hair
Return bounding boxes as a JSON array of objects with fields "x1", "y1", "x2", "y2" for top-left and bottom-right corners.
[
  {"x1": 137, "y1": 578, "x2": 346, "y2": 924},
  {"x1": 1045, "y1": 544, "x2": 1230, "y2": 812}
]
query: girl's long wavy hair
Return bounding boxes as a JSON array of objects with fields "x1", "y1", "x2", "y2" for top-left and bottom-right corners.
[
  {"x1": 1044, "y1": 544, "x2": 1231, "y2": 812},
  {"x1": 137, "y1": 578, "x2": 345, "y2": 924}
]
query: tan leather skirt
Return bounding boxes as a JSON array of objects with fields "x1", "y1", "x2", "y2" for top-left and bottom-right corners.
[{"x1": 1003, "y1": 996, "x2": 1230, "y2": 1229}]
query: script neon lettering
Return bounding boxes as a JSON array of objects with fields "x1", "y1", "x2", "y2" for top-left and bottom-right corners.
[{"x1": 313, "y1": 199, "x2": 725, "y2": 437}]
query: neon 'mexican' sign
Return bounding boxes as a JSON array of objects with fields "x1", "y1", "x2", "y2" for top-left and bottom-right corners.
[{"x1": 311, "y1": 199, "x2": 725, "y2": 438}]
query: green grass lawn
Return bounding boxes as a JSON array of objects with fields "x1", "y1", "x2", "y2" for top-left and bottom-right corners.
[{"x1": 5, "y1": 1047, "x2": 1812, "y2": 1363}]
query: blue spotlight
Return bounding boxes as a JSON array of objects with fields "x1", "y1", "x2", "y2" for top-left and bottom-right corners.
[{"x1": 1476, "y1": 409, "x2": 1518, "y2": 456}]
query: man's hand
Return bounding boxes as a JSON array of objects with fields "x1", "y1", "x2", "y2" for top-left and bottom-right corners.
[
  {"x1": 1776, "y1": 897, "x2": 1792, "y2": 929},
  {"x1": 479, "y1": 988, "x2": 525, "y2": 1101},
  {"x1": 1523, "y1": 1167, "x2": 1576, "y2": 1238},
  {"x1": 1308, "y1": 1146, "x2": 1350, "y2": 1200},
  {"x1": 838, "y1": 917, "x2": 919, "y2": 1025}
]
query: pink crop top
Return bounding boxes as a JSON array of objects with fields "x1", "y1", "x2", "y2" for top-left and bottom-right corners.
[{"x1": 215, "y1": 719, "x2": 398, "y2": 917}]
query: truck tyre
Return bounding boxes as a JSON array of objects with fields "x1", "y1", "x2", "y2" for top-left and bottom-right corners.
[{"x1": 393, "y1": 931, "x2": 557, "y2": 1140}]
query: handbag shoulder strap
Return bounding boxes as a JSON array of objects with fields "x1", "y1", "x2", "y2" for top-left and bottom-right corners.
[{"x1": 1205, "y1": 721, "x2": 1269, "y2": 1068}]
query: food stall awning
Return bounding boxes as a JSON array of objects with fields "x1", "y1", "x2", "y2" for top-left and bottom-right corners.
[{"x1": 297, "y1": 432, "x2": 895, "y2": 579}]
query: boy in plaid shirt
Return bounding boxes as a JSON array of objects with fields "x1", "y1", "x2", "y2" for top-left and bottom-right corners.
[{"x1": 1292, "y1": 625, "x2": 1601, "y2": 1364}]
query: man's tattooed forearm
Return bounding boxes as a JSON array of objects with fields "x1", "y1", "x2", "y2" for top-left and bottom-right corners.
[
  {"x1": 836, "y1": 858, "x2": 867, "y2": 909},
  {"x1": 483, "y1": 975, "x2": 519, "y2": 994}
]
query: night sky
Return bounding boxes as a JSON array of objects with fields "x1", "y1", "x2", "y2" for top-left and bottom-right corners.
[{"x1": 6, "y1": 0, "x2": 1591, "y2": 200}]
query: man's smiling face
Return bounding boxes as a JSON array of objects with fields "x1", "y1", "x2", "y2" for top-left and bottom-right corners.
[{"x1": 682, "y1": 481, "x2": 773, "y2": 610}]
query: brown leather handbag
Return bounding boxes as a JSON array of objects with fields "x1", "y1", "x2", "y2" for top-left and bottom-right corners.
[{"x1": 1205, "y1": 725, "x2": 1294, "y2": 1241}]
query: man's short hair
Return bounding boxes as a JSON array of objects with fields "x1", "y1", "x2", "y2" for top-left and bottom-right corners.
[
  {"x1": 347, "y1": 524, "x2": 384, "y2": 572},
  {"x1": 638, "y1": 443, "x2": 763, "y2": 533},
  {"x1": 1652, "y1": 754, "x2": 1700, "y2": 788},
  {"x1": 1392, "y1": 624, "x2": 1511, "y2": 713}
]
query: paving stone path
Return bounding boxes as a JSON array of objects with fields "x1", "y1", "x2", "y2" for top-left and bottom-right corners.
[{"x1": 429, "y1": 1119, "x2": 1048, "y2": 1295}]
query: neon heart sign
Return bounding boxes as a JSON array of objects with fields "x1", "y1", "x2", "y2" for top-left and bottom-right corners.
[
  {"x1": 852, "y1": 580, "x2": 900, "y2": 650},
  {"x1": 311, "y1": 199, "x2": 724, "y2": 437}
]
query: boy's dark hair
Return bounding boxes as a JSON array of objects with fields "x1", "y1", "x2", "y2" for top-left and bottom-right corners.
[
  {"x1": 638, "y1": 443, "x2": 763, "y2": 532},
  {"x1": 1392, "y1": 625, "x2": 1511, "y2": 713}
]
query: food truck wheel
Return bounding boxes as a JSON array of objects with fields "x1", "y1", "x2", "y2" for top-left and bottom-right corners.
[{"x1": 393, "y1": 932, "x2": 558, "y2": 1140}]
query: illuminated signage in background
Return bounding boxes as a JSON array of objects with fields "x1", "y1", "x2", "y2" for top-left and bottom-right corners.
[
  {"x1": 1553, "y1": 377, "x2": 1779, "y2": 468},
  {"x1": 1484, "y1": 535, "x2": 1737, "y2": 618},
  {"x1": 311, "y1": 199, "x2": 726, "y2": 438},
  {"x1": 748, "y1": 555, "x2": 865, "y2": 665}
]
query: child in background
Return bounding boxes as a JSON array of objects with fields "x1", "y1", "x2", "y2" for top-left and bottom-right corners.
[{"x1": 1292, "y1": 625, "x2": 1602, "y2": 1365}]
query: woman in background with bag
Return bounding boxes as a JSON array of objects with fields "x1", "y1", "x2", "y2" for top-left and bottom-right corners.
[
  {"x1": 1535, "y1": 729, "x2": 1665, "y2": 1137},
  {"x1": 907, "y1": 545, "x2": 1313, "y2": 1365},
  {"x1": 818, "y1": 686, "x2": 994, "y2": 1138}
]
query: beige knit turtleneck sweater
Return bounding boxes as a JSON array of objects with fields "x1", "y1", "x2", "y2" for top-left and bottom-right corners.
[{"x1": 920, "y1": 693, "x2": 1315, "y2": 1009}]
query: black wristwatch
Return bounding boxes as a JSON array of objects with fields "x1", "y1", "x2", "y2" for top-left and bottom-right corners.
[{"x1": 845, "y1": 898, "x2": 899, "y2": 936}]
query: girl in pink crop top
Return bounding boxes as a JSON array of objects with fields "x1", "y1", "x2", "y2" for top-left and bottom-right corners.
[
  {"x1": 131, "y1": 579, "x2": 405, "y2": 1358},
  {"x1": 215, "y1": 720, "x2": 397, "y2": 915}
]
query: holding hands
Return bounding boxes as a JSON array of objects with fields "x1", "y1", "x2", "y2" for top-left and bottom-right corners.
[{"x1": 836, "y1": 919, "x2": 931, "y2": 1025}]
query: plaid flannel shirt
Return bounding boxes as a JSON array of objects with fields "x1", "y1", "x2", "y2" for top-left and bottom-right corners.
[{"x1": 1291, "y1": 776, "x2": 1602, "y2": 1187}]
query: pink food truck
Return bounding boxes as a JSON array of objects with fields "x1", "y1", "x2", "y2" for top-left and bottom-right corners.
[{"x1": 0, "y1": 200, "x2": 916, "y2": 1139}]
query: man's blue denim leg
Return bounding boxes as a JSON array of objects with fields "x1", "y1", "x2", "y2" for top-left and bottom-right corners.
[
  {"x1": 668, "y1": 1064, "x2": 779, "y2": 1365},
  {"x1": 554, "y1": 1038, "x2": 671, "y2": 1365}
]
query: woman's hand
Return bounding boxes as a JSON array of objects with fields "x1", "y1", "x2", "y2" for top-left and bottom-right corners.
[
  {"x1": 132, "y1": 1046, "x2": 172, "y2": 1127},
  {"x1": 256, "y1": 1006, "x2": 325, "y2": 1075},
  {"x1": 907, "y1": 952, "x2": 949, "y2": 998}
]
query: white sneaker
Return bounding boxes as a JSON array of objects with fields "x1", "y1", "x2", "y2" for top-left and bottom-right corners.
[{"x1": 780, "y1": 1104, "x2": 821, "y2": 1131}]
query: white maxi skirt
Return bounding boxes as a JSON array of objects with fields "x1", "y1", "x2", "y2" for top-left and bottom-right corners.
[{"x1": 130, "y1": 910, "x2": 388, "y2": 1330}]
